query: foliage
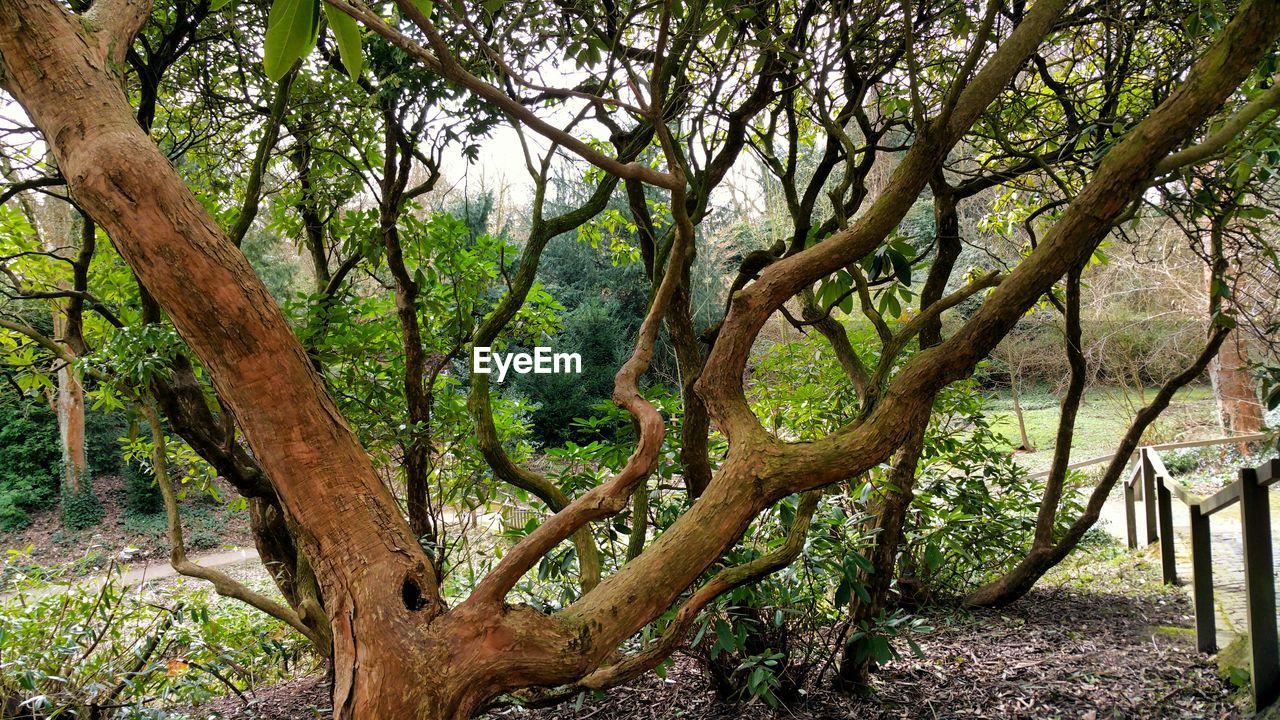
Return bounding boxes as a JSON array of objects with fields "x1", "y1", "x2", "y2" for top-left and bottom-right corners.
[
  {"x1": 85, "y1": 406, "x2": 128, "y2": 477},
  {"x1": 0, "y1": 395, "x2": 60, "y2": 531},
  {"x1": 0, "y1": 562, "x2": 318, "y2": 717},
  {"x1": 510, "y1": 298, "x2": 634, "y2": 446},
  {"x1": 903, "y1": 379, "x2": 1070, "y2": 597},
  {"x1": 60, "y1": 476, "x2": 104, "y2": 530},
  {"x1": 123, "y1": 457, "x2": 165, "y2": 517},
  {"x1": 508, "y1": 213, "x2": 659, "y2": 446}
]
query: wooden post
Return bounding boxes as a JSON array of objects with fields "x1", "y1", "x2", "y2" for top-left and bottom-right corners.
[
  {"x1": 1124, "y1": 480, "x2": 1138, "y2": 550},
  {"x1": 1239, "y1": 467, "x2": 1279, "y2": 711},
  {"x1": 1157, "y1": 477, "x2": 1177, "y2": 584},
  {"x1": 1143, "y1": 449, "x2": 1158, "y2": 545},
  {"x1": 1188, "y1": 503, "x2": 1216, "y2": 653}
]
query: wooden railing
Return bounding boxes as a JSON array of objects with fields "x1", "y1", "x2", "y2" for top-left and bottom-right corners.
[{"x1": 1126, "y1": 439, "x2": 1279, "y2": 710}]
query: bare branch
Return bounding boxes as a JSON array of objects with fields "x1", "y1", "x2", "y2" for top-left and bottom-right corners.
[{"x1": 325, "y1": 0, "x2": 680, "y2": 190}]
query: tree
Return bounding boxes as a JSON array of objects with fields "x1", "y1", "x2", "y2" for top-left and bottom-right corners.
[{"x1": 3, "y1": 0, "x2": 1280, "y2": 717}]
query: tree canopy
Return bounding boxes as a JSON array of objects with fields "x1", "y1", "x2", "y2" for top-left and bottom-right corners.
[{"x1": 2, "y1": 0, "x2": 1280, "y2": 717}]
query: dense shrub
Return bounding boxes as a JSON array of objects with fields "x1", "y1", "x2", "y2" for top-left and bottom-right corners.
[
  {"x1": 85, "y1": 406, "x2": 128, "y2": 475},
  {"x1": 0, "y1": 563, "x2": 317, "y2": 717},
  {"x1": 512, "y1": 298, "x2": 635, "y2": 446},
  {"x1": 0, "y1": 398, "x2": 60, "y2": 531},
  {"x1": 123, "y1": 458, "x2": 164, "y2": 516},
  {"x1": 60, "y1": 476, "x2": 104, "y2": 530}
]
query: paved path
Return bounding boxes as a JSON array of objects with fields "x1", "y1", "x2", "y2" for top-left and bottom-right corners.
[
  {"x1": 2, "y1": 546, "x2": 261, "y2": 601},
  {"x1": 1096, "y1": 482, "x2": 1280, "y2": 648}
]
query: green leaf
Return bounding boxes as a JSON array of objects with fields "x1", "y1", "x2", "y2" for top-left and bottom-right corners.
[
  {"x1": 413, "y1": 0, "x2": 433, "y2": 15},
  {"x1": 263, "y1": 0, "x2": 319, "y2": 80},
  {"x1": 889, "y1": 248, "x2": 912, "y2": 286},
  {"x1": 211, "y1": 0, "x2": 235, "y2": 9},
  {"x1": 324, "y1": 4, "x2": 363, "y2": 81},
  {"x1": 924, "y1": 541, "x2": 943, "y2": 571}
]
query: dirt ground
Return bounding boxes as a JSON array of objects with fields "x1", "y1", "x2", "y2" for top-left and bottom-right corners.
[
  {"x1": 0, "y1": 474, "x2": 252, "y2": 587},
  {"x1": 180, "y1": 548, "x2": 1243, "y2": 720}
]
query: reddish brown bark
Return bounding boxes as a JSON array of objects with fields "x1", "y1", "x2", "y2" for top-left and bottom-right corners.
[
  {"x1": 1212, "y1": 329, "x2": 1263, "y2": 434},
  {"x1": 4, "y1": 0, "x2": 1279, "y2": 716},
  {"x1": 0, "y1": 4, "x2": 439, "y2": 713}
]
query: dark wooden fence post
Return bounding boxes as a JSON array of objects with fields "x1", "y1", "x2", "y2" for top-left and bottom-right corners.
[
  {"x1": 1188, "y1": 503, "x2": 1216, "y2": 653},
  {"x1": 1124, "y1": 479, "x2": 1138, "y2": 550},
  {"x1": 1143, "y1": 449, "x2": 1158, "y2": 545},
  {"x1": 1157, "y1": 477, "x2": 1177, "y2": 584},
  {"x1": 1239, "y1": 467, "x2": 1279, "y2": 710}
]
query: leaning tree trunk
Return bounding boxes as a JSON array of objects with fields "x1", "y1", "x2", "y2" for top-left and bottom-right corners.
[
  {"x1": 1202, "y1": 215, "x2": 1264, "y2": 441},
  {"x1": 0, "y1": 4, "x2": 444, "y2": 714}
]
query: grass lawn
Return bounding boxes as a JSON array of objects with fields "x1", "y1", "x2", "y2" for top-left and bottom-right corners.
[{"x1": 984, "y1": 384, "x2": 1220, "y2": 472}]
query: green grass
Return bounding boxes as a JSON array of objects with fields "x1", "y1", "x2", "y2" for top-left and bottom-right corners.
[{"x1": 984, "y1": 384, "x2": 1219, "y2": 472}]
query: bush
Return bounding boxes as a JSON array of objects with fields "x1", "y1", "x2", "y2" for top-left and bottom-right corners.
[
  {"x1": 0, "y1": 563, "x2": 318, "y2": 717},
  {"x1": 85, "y1": 406, "x2": 127, "y2": 475},
  {"x1": 512, "y1": 298, "x2": 637, "y2": 446},
  {"x1": 61, "y1": 476, "x2": 104, "y2": 530},
  {"x1": 123, "y1": 458, "x2": 164, "y2": 516},
  {"x1": 0, "y1": 398, "x2": 61, "y2": 531}
]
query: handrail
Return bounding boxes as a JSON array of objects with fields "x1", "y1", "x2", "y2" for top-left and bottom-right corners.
[
  {"x1": 1119, "y1": 436, "x2": 1280, "y2": 711},
  {"x1": 1200, "y1": 482, "x2": 1241, "y2": 517},
  {"x1": 1029, "y1": 431, "x2": 1271, "y2": 479}
]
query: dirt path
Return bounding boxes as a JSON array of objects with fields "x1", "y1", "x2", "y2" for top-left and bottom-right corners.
[
  {"x1": 1, "y1": 546, "x2": 261, "y2": 601},
  {"x1": 186, "y1": 572, "x2": 1238, "y2": 720}
]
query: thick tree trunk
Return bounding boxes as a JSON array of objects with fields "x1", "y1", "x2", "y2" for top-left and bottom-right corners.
[
  {"x1": 0, "y1": 5, "x2": 443, "y2": 715},
  {"x1": 54, "y1": 360, "x2": 88, "y2": 490},
  {"x1": 1210, "y1": 328, "x2": 1263, "y2": 435}
]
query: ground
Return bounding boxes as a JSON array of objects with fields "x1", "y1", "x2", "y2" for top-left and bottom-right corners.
[
  {"x1": 177, "y1": 534, "x2": 1245, "y2": 720},
  {"x1": 987, "y1": 385, "x2": 1220, "y2": 470},
  {"x1": 0, "y1": 473, "x2": 251, "y2": 591}
]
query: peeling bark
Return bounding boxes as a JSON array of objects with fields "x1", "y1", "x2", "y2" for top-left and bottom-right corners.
[{"x1": 4, "y1": 0, "x2": 1279, "y2": 715}]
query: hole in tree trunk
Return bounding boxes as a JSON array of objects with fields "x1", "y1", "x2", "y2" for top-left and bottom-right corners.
[{"x1": 402, "y1": 577, "x2": 426, "y2": 611}]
